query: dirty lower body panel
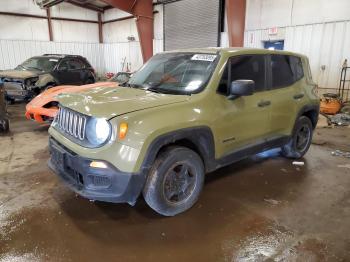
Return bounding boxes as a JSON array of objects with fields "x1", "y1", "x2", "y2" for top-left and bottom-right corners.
[{"x1": 48, "y1": 137, "x2": 145, "y2": 205}]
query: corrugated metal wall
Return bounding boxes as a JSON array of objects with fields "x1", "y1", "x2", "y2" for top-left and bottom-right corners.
[
  {"x1": 0, "y1": 39, "x2": 147, "y2": 75},
  {"x1": 244, "y1": 20, "x2": 350, "y2": 91}
]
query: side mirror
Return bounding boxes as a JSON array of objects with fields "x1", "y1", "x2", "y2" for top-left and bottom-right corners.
[{"x1": 228, "y1": 80, "x2": 255, "y2": 99}]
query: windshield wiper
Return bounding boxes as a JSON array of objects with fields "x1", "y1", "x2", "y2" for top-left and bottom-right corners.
[
  {"x1": 146, "y1": 87, "x2": 164, "y2": 94},
  {"x1": 120, "y1": 82, "x2": 144, "y2": 89}
]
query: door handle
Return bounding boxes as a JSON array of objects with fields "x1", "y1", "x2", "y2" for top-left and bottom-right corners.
[
  {"x1": 257, "y1": 100, "x2": 271, "y2": 107},
  {"x1": 293, "y1": 93, "x2": 304, "y2": 100}
]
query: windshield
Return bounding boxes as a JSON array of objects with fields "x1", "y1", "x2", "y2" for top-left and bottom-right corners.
[
  {"x1": 127, "y1": 52, "x2": 218, "y2": 94},
  {"x1": 16, "y1": 57, "x2": 58, "y2": 72}
]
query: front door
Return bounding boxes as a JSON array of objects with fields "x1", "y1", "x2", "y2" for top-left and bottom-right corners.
[{"x1": 214, "y1": 55, "x2": 272, "y2": 158}]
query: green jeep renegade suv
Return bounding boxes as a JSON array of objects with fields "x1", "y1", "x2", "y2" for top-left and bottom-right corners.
[{"x1": 48, "y1": 48, "x2": 319, "y2": 216}]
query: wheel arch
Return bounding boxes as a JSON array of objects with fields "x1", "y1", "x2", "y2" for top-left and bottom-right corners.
[
  {"x1": 297, "y1": 104, "x2": 319, "y2": 129},
  {"x1": 140, "y1": 126, "x2": 216, "y2": 174}
]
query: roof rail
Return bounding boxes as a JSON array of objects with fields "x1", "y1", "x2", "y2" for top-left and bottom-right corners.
[{"x1": 43, "y1": 54, "x2": 81, "y2": 56}]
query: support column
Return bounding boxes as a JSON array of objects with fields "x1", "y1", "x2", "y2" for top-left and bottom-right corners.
[
  {"x1": 98, "y1": 13, "x2": 103, "y2": 43},
  {"x1": 102, "y1": 0, "x2": 154, "y2": 62},
  {"x1": 226, "y1": 0, "x2": 246, "y2": 47},
  {"x1": 46, "y1": 8, "x2": 53, "y2": 41}
]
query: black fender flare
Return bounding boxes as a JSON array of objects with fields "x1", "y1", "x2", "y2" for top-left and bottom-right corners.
[
  {"x1": 295, "y1": 104, "x2": 320, "y2": 129},
  {"x1": 140, "y1": 126, "x2": 216, "y2": 174}
]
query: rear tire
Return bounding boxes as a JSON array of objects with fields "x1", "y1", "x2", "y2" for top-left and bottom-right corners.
[
  {"x1": 281, "y1": 116, "x2": 313, "y2": 158},
  {"x1": 143, "y1": 146, "x2": 205, "y2": 216},
  {"x1": 85, "y1": 78, "x2": 95, "y2": 84}
]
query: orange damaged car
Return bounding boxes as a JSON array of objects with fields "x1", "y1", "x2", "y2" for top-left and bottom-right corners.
[
  {"x1": 25, "y1": 82, "x2": 118, "y2": 123},
  {"x1": 26, "y1": 71, "x2": 131, "y2": 123}
]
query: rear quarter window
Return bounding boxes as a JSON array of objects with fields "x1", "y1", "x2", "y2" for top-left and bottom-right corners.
[
  {"x1": 270, "y1": 54, "x2": 304, "y2": 89},
  {"x1": 290, "y1": 56, "x2": 304, "y2": 81},
  {"x1": 271, "y1": 55, "x2": 294, "y2": 88}
]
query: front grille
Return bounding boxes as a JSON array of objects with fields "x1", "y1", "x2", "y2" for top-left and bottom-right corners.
[{"x1": 56, "y1": 107, "x2": 87, "y2": 141}]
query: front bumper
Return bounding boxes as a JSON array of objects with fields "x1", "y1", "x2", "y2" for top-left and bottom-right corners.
[
  {"x1": 5, "y1": 88, "x2": 34, "y2": 101},
  {"x1": 48, "y1": 137, "x2": 146, "y2": 205}
]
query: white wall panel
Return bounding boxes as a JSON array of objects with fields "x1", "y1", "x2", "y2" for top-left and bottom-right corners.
[
  {"x1": 50, "y1": 2, "x2": 98, "y2": 20},
  {"x1": 244, "y1": 21, "x2": 350, "y2": 90},
  {"x1": 292, "y1": 0, "x2": 324, "y2": 26},
  {"x1": 0, "y1": 39, "x2": 103, "y2": 74},
  {"x1": 153, "y1": 39, "x2": 164, "y2": 54},
  {"x1": 0, "y1": 16, "x2": 49, "y2": 41},
  {"x1": 245, "y1": 0, "x2": 262, "y2": 31},
  {"x1": 52, "y1": 20, "x2": 99, "y2": 43},
  {"x1": 103, "y1": 9, "x2": 130, "y2": 21},
  {"x1": 103, "y1": 19, "x2": 138, "y2": 43},
  {"x1": 0, "y1": 0, "x2": 45, "y2": 16},
  {"x1": 220, "y1": 32, "x2": 229, "y2": 47},
  {"x1": 103, "y1": 42, "x2": 143, "y2": 73},
  {"x1": 260, "y1": 0, "x2": 292, "y2": 29},
  {"x1": 245, "y1": 0, "x2": 350, "y2": 91},
  {"x1": 0, "y1": 39, "x2": 145, "y2": 76},
  {"x1": 154, "y1": 5, "x2": 164, "y2": 41},
  {"x1": 247, "y1": 0, "x2": 350, "y2": 29}
]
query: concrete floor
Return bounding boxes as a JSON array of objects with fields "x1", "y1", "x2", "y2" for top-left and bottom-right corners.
[{"x1": 0, "y1": 104, "x2": 350, "y2": 262}]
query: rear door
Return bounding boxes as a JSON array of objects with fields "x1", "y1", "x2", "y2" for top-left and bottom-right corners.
[
  {"x1": 67, "y1": 59, "x2": 85, "y2": 85},
  {"x1": 215, "y1": 54, "x2": 272, "y2": 156},
  {"x1": 267, "y1": 54, "x2": 305, "y2": 137}
]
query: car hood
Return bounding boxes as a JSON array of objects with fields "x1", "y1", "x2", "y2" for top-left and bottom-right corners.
[
  {"x1": 58, "y1": 86, "x2": 189, "y2": 119},
  {"x1": 27, "y1": 82, "x2": 118, "y2": 108},
  {"x1": 0, "y1": 69, "x2": 41, "y2": 79}
]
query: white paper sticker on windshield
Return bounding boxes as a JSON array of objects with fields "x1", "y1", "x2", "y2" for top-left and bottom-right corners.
[
  {"x1": 49, "y1": 59, "x2": 58, "y2": 62},
  {"x1": 191, "y1": 54, "x2": 217, "y2": 62}
]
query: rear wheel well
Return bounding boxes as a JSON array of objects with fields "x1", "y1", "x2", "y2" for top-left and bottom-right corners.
[{"x1": 301, "y1": 109, "x2": 318, "y2": 128}]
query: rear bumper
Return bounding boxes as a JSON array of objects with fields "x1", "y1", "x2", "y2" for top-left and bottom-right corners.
[
  {"x1": 48, "y1": 137, "x2": 146, "y2": 205},
  {"x1": 25, "y1": 106, "x2": 57, "y2": 123}
]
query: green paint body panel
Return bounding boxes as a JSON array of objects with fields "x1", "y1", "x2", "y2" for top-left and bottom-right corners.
[{"x1": 49, "y1": 48, "x2": 319, "y2": 174}]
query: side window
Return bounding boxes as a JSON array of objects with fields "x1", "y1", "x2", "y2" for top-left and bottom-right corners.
[
  {"x1": 289, "y1": 56, "x2": 304, "y2": 81},
  {"x1": 270, "y1": 55, "x2": 295, "y2": 89},
  {"x1": 68, "y1": 59, "x2": 84, "y2": 70},
  {"x1": 218, "y1": 55, "x2": 266, "y2": 95},
  {"x1": 58, "y1": 60, "x2": 69, "y2": 71},
  {"x1": 80, "y1": 59, "x2": 90, "y2": 69}
]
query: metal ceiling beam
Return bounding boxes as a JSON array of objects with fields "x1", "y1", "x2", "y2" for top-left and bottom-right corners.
[
  {"x1": 38, "y1": 0, "x2": 65, "y2": 8},
  {"x1": 102, "y1": 0, "x2": 154, "y2": 62},
  {"x1": 0, "y1": 11, "x2": 98, "y2": 23},
  {"x1": 66, "y1": 0, "x2": 105, "y2": 12},
  {"x1": 226, "y1": 0, "x2": 246, "y2": 47}
]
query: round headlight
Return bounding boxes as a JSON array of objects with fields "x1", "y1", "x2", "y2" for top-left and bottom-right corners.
[{"x1": 86, "y1": 118, "x2": 111, "y2": 147}]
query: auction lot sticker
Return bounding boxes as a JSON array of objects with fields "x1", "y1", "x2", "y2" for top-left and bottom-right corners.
[{"x1": 191, "y1": 54, "x2": 217, "y2": 62}]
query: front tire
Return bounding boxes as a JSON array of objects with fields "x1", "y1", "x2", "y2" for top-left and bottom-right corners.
[
  {"x1": 0, "y1": 118, "x2": 9, "y2": 133},
  {"x1": 281, "y1": 116, "x2": 313, "y2": 158},
  {"x1": 143, "y1": 146, "x2": 205, "y2": 216}
]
